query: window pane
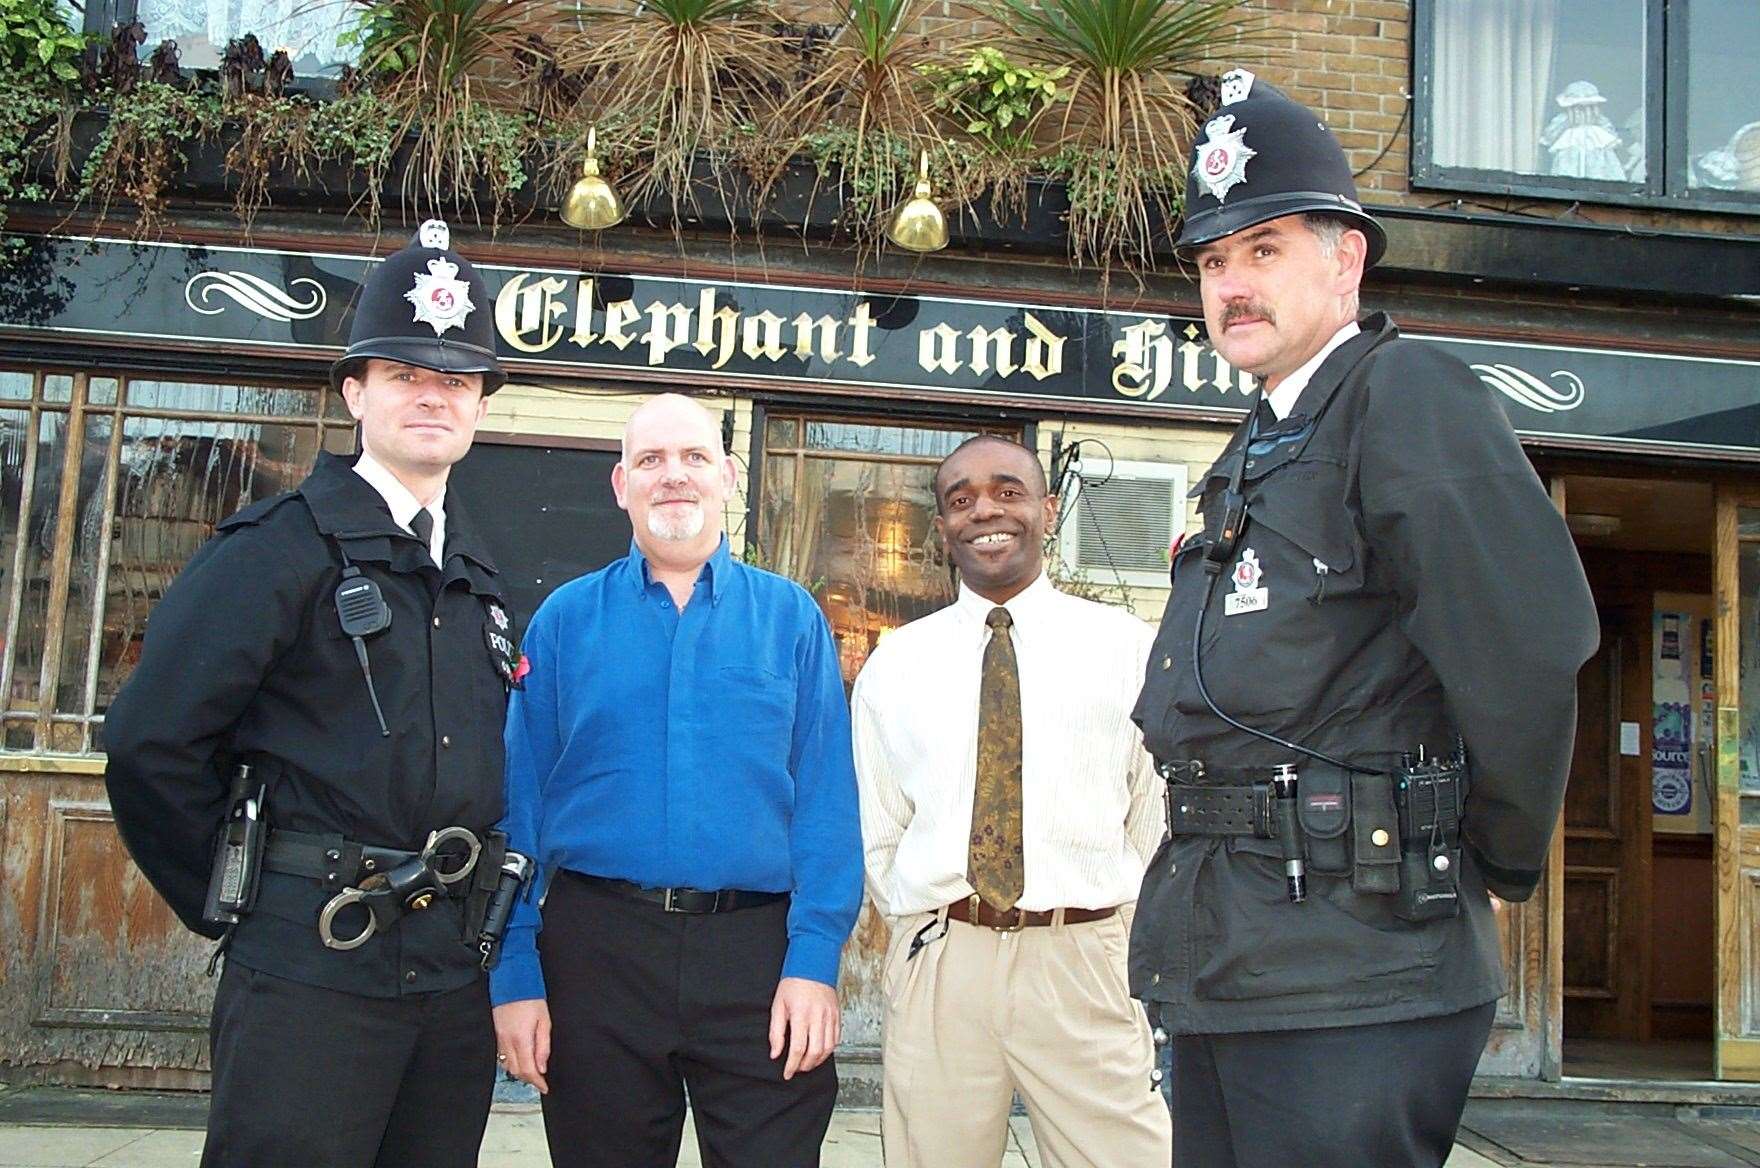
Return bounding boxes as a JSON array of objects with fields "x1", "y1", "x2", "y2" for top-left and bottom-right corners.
[
  {"x1": 758, "y1": 440, "x2": 958, "y2": 684},
  {"x1": 0, "y1": 372, "x2": 31, "y2": 402},
  {"x1": 1740, "y1": 518, "x2": 1760, "y2": 792},
  {"x1": 126, "y1": 380, "x2": 322, "y2": 418},
  {"x1": 53, "y1": 414, "x2": 114, "y2": 721},
  {"x1": 94, "y1": 419, "x2": 320, "y2": 718},
  {"x1": 4, "y1": 412, "x2": 72, "y2": 741},
  {"x1": 133, "y1": 0, "x2": 356, "y2": 77},
  {"x1": 765, "y1": 417, "x2": 800, "y2": 450},
  {"x1": 1686, "y1": 2, "x2": 1760, "y2": 192},
  {"x1": 90, "y1": 377, "x2": 119, "y2": 407},
  {"x1": 44, "y1": 375, "x2": 72, "y2": 404},
  {"x1": 802, "y1": 422, "x2": 976, "y2": 458},
  {"x1": 0, "y1": 408, "x2": 31, "y2": 735},
  {"x1": 322, "y1": 427, "x2": 356, "y2": 456},
  {"x1": 1430, "y1": 0, "x2": 1645, "y2": 182}
]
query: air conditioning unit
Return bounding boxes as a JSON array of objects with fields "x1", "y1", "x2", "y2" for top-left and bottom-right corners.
[{"x1": 1058, "y1": 459, "x2": 1189, "y2": 589}]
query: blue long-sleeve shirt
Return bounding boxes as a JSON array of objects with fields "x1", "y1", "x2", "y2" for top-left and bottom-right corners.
[{"x1": 489, "y1": 536, "x2": 863, "y2": 1006}]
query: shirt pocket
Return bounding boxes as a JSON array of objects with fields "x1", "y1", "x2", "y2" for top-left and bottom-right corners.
[{"x1": 709, "y1": 665, "x2": 797, "y2": 760}]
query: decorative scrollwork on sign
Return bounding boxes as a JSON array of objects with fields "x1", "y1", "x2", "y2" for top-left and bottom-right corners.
[
  {"x1": 1471, "y1": 362, "x2": 1586, "y2": 414},
  {"x1": 184, "y1": 271, "x2": 327, "y2": 322}
]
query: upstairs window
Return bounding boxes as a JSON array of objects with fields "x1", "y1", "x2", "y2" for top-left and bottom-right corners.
[
  {"x1": 1413, "y1": 0, "x2": 1760, "y2": 214},
  {"x1": 89, "y1": 0, "x2": 355, "y2": 78}
]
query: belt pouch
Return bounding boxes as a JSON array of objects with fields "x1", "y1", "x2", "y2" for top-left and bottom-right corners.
[
  {"x1": 1351, "y1": 772, "x2": 1401, "y2": 894},
  {"x1": 1296, "y1": 765, "x2": 1350, "y2": 875},
  {"x1": 461, "y1": 830, "x2": 508, "y2": 942}
]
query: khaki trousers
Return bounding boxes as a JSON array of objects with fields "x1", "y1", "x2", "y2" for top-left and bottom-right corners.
[{"x1": 880, "y1": 907, "x2": 1172, "y2": 1168}]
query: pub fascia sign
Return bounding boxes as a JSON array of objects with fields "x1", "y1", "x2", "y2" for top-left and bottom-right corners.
[
  {"x1": 490, "y1": 270, "x2": 1241, "y2": 404},
  {"x1": 6, "y1": 235, "x2": 1759, "y2": 454}
]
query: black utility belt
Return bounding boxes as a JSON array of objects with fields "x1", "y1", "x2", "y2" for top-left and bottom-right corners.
[
  {"x1": 1159, "y1": 753, "x2": 1468, "y2": 923},
  {"x1": 264, "y1": 826, "x2": 519, "y2": 960},
  {"x1": 265, "y1": 828, "x2": 483, "y2": 892},
  {"x1": 568, "y1": 871, "x2": 786, "y2": 915}
]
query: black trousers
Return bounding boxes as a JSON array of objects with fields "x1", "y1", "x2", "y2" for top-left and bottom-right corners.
[
  {"x1": 538, "y1": 871, "x2": 838, "y2": 1168},
  {"x1": 201, "y1": 961, "x2": 495, "y2": 1168},
  {"x1": 1170, "y1": 1002, "x2": 1496, "y2": 1168}
]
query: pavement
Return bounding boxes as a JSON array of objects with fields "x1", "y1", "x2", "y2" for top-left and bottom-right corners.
[{"x1": 1, "y1": 1091, "x2": 1757, "y2": 1167}]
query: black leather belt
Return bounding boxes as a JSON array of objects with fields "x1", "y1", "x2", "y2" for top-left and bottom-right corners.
[
  {"x1": 264, "y1": 828, "x2": 480, "y2": 892},
  {"x1": 1164, "y1": 783, "x2": 1276, "y2": 837},
  {"x1": 568, "y1": 871, "x2": 786, "y2": 914}
]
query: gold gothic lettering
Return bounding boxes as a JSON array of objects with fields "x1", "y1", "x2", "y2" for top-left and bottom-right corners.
[
  {"x1": 494, "y1": 273, "x2": 569, "y2": 353},
  {"x1": 918, "y1": 323, "x2": 963, "y2": 375},
  {"x1": 966, "y1": 326, "x2": 1019, "y2": 378}
]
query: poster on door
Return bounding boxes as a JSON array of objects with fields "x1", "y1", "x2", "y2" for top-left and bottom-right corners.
[{"x1": 1654, "y1": 602, "x2": 1715, "y2": 833}]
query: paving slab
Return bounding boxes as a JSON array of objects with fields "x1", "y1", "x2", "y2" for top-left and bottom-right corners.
[
  {"x1": 0, "y1": 1125, "x2": 153, "y2": 1168},
  {"x1": 1459, "y1": 1099, "x2": 1760, "y2": 1167}
]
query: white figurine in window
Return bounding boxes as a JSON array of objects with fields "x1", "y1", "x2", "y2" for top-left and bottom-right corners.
[{"x1": 1539, "y1": 80, "x2": 1627, "y2": 181}]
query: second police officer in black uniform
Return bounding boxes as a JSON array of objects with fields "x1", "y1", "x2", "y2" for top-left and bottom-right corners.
[
  {"x1": 105, "y1": 221, "x2": 525, "y2": 1168},
  {"x1": 1130, "y1": 72, "x2": 1600, "y2": 1166}
]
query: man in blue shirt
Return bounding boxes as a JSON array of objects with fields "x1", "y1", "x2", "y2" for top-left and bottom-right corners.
[{"x1": 490, "y1": 393, "x2": 862, "y2": 1168}]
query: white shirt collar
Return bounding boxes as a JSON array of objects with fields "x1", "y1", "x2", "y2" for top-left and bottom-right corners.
[
  {"x1": 352, "y1": 450, "x2": 447, "y2": 564},
  {"x1": 955, "y1": 569, "x2": 1056, "y2": 633},
  {"x1": 1265, "y1": 320, "x2": 1361, "y2": 420}
]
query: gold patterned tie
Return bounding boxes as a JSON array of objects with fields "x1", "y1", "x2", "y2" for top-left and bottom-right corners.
[{"x1": 969, "y1": 606, "x2": 1024, "y2": 911}]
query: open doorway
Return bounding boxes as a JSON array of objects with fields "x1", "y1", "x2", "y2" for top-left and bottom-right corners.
[{"x1": 1556, "y1": 472, "x2": 1717, "y2": 1082}]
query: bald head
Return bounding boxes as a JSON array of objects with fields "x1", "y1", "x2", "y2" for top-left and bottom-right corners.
[
  {"x1": 612, "y1": 392, "x2": 737, "y2": 571},
  {"x1": 621, "y1": 393, "x2": 724, "y2": 466}
]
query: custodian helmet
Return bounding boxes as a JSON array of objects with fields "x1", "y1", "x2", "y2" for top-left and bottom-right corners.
[
  {"x1": 1175, "y1": 69, "x2": 1387, "y2": 269},
  {"x1": 330, "y1": 219, "x2": 506, "y2": 394}
]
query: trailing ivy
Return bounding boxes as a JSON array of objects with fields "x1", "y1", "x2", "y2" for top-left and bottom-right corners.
[
  {"x1": 79, "y1": 81, "x2": 222, "y2": 234},
  {"x1": 307, "y1": 89, "x2": 402, "y2": 226}
]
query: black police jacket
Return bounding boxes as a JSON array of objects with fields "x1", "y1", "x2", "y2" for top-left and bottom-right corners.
[
  {"x1": 104, "y1": 452, "x2": 512, "y2": 998},
  {"x1": 1130, "y1": 315, "x2": 1598, "y2": 1034}
]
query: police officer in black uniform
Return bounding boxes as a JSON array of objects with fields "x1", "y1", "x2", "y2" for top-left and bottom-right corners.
[
  {"x1": 105, "y1": 221, "x2": 521, "y2": 1168},
  {"x1": 1130, "y1": 72, "x2": 1599, "y2": 1166}
]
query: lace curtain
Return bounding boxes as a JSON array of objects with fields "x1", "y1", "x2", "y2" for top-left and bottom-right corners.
[{"x1": 135, "y1": 0, "x2": 354, "y2": 73}]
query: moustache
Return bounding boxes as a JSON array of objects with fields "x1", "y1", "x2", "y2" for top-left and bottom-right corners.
[
  {"x1": 1221, "y1": 302, "x2": 1276, "y2": 328},
  {"x1": 650, "y1": 493, "x2": 701, "y2": 505}
]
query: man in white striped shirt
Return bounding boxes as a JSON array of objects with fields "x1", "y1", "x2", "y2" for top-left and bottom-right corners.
[{"x1": 851, "y1": 435, "x2": 1172, "y2": 1168}]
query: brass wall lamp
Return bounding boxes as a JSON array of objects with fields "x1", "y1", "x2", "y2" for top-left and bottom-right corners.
[
  {"x1": 560, "y1": 127, "x2": 626, "y2": 231},
  {"x1": 887, "y1": 150, "x2": 949, "y2": 254}
]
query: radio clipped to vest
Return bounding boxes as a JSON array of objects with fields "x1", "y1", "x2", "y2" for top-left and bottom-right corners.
[
  {"x1": 334, "y1": 547, "x2": 393, "y2": 738},
  {"x1": 1393, "y1": 744, "x2": 1468, "y2": 922}
]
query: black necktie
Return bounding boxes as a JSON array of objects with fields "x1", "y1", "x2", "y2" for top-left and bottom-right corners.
[{"x1": 409, "y1": 507, "x2": 434, "y2": 554}]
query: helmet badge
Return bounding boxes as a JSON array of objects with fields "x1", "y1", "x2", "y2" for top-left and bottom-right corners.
[
  {"x1": 405, "y1": 256, "x2": 475, "y2": 336},
  {"x1": 1193, "y1": 114, "x2": 1256, "y2": 203},
  {"x1": 1219, "y1": 68, "x2": 1256, "y2": 105}
]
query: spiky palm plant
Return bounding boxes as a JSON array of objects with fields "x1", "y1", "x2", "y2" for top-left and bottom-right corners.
[
  {"x1": 763, "y1": 0, "x2": 963, "y2": 252},
  {"x1": 345, "y1": 0, "x2": 554, "y2": 222},
  {"x1": 554, "y1": 0, "x2": 789, "y2": 223},
  {"x1": 987, "y1": 0, "x2": 1263, "y2": 271}
]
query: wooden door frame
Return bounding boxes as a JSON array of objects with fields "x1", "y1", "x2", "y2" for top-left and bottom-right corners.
[{"x1": 1713, "y1": 488, "x2": 1760, "y2": 1079}]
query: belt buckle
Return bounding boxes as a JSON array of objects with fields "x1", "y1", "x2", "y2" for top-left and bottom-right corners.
[{"x1": 663, "y1": 887, "x2": 682, "y2": 913}]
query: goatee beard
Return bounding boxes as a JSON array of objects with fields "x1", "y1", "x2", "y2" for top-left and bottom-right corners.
[{"x1": 648, "y1": 504, "x2": 706, "y2": 542}]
